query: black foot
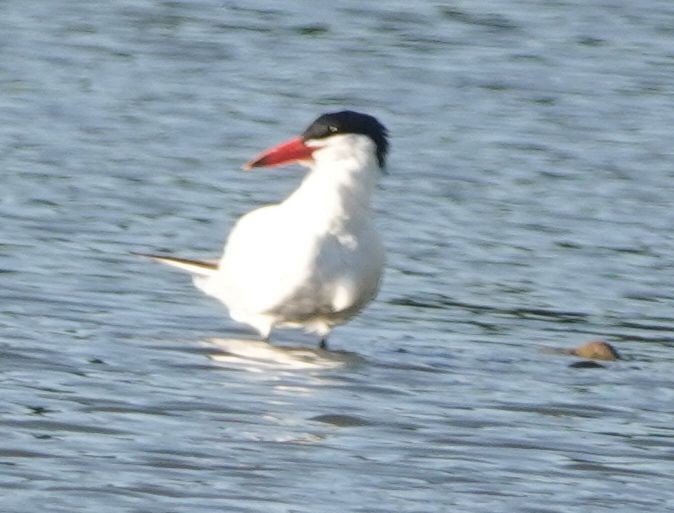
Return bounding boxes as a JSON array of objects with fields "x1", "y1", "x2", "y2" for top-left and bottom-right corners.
[{"x1": 319, "y1": 338, "x2": 328, "y2": 350}]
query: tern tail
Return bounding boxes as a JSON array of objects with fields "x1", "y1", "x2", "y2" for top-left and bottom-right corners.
[{"x1": 133, "y1": 252, "x2": 218, "y2": 277}]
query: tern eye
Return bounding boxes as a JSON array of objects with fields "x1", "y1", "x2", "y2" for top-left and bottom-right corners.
[{"x1": 327, "y1": 125, "x2": 338, "y2": 134}]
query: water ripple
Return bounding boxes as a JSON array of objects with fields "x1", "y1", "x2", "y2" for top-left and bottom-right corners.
[{"x1": 2, "y1": 0, "x2": 674, "y2": 512}]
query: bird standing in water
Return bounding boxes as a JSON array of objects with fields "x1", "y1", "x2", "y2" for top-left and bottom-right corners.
[{"x1": 140, "y1": 111, "x2": 389, "y2": 349}]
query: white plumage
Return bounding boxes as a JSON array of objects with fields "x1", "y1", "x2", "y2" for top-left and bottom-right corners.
[{"x1": 141, "y1": 111, "x2": 388, "y2": 348}]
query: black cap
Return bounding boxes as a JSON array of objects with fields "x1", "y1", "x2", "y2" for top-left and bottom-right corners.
[{"x1": 302, "y1": 110, "x2": 389, "y2": 168}]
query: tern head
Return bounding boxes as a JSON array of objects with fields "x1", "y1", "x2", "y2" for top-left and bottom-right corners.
[{"x1": 244, "y1": 110, "x2": 389, "y2": 171}]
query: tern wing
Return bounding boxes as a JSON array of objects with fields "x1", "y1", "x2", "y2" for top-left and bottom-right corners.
[{"x1": 133, "y1": 253, "x2": 218, "y2": 277}]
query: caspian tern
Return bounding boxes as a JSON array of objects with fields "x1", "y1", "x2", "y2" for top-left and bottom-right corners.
[{"x1": 139, "y1": 110, "x2": 389, "y2": 349}]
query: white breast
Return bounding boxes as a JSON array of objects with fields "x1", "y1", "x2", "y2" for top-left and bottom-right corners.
[{"x1": 197, "y1": 133, "x2": 385, "y2": 336}]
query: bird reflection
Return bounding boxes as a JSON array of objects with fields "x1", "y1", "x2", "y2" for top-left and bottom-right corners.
[{"x1": 206, "y1": 338, "x2": 364, "y2": 370}]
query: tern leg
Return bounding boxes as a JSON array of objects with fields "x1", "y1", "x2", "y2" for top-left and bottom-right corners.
[
  {"x1": 316, "y1": 324, "x2": 331, "y2": 350},
  {"x1": 251, "y1": 319, "x2": 273, "y2": 343}
]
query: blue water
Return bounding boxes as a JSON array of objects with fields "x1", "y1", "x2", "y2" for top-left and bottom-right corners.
[{"x1": 2, "y1": 1, "x2": 674, "y2": 512}]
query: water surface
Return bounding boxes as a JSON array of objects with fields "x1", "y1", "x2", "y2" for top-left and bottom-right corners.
[{"x1": 2, "y1": 1, "x2": 674, "y2": 512}]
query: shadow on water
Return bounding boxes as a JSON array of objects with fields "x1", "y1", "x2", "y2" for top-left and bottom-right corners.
[{"x1": 206, "y1": 338, "x2": 365, "y2": 371}]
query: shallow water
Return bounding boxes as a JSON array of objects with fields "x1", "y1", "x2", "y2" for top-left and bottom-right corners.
[{"x1": 2, "y1": 1, "x2": 674, "y2": 511}]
